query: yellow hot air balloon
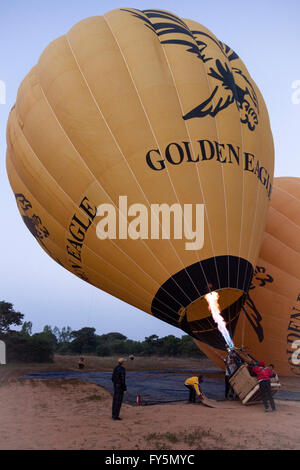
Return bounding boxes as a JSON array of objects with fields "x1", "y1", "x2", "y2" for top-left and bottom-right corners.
[
  {"x1": 6, "y1": 8, "x2": 274, "y2": 350},
  {"x1": 195, "y1": 177, "x2": 300, "y2": 376}
]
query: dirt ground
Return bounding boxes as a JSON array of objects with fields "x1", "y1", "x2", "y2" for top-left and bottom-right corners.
[{"x1": 0, "y1": 356, "x2": 299, "y2": 450}]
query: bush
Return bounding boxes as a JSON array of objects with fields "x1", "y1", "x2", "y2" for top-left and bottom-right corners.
[
  {"x1": 70, "y1": 327, "x2": 98, "y2": 354},
  {"x1": 96, "y1": 343, "x2": 111, "y2": 356},
  {"x1": 4, "y1": 331, "x2": 54, "y2": 363},
  {"x1": 179, "y1": 335, "x2": 205, "y2": 357},
  {"x1": 56, "y1": 342, "x2": 73, "y2": 354},
  {"x1": 28, "y1": 335, "x2": 54, "y2": 362}
]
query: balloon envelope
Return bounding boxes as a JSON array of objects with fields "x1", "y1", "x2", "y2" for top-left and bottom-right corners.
[{"x1": 6, "y1": 8, "x2": 274, "y2": 349}]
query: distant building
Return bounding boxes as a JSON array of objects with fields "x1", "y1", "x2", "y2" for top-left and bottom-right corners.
[
  {"x1": 0, "y1": 340, "x2": 6, "y2": 364},
  {"x1": 0, "y1": 80, "x2": 6, "y2": 105}
]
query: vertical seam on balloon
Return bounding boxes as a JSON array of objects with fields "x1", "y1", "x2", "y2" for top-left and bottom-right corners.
[
  {"x1": 156, "y1": 17, "x2": 227, "y2": 293},
  {"x1": 102, "y1": 14, "x2": 203, "y2": 302},
  {"x1": 157, "y1": 35, "x2": 218, "y2": 280},
  {"x1": 184, "y1": 26, "x2": 229, "y2": 291},
  {"x1": 216, "y1": 57, "x2": 246, "y2": 291},
  {"x1": 208, "y1": 49, "x2": 248, "y2": 292},
  {"x1": 235, "y1": 134, "x2": 245, "y2": 291},
  {"x1": 162, "y1": 18, "x2": 230, "y2": 335},
  {"x1": 252, "y1": 176, "x2": 272, "y2": 266},
  {"x1": 242, "y1": 184, "x2": 262, "y2": 292},
  {"x1": 250, "y1": 199, "x2": 271, "y2": 276},
  {"x1": 11, "y1": 115, "x2": 184, "y2": 322},
  {"x1": 159, "y1": 22, "x2": 224, "y2": 291},
  {"x1": 133, "y1": 9, "x2": 220, "y2": 332},
  {"x1": 38, "y1": 37, "x2": 195, "y2": 309},
  {"x1": 240, "y1": 114, "x2": 272, "y2": 292},
  {"x1": 195, "y1": 49, "x2": 231, "y2": 291},
  {"x1": 155, "y1": 45, "x2": 220, "y2": 331},
  {"x1": 191, "y1": 34, "x2": 248, "y2": 292}
]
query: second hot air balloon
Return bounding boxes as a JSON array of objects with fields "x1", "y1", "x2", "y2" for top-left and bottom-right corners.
[{"x1": 195, "y1": 177, "x2": 300, "y2": 376}]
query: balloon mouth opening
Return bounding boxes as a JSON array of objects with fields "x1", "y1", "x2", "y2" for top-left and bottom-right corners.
[
  {"x1": 186, "y1": 287, "x2": 243, "y2": 327},
  {"x1": 151, "y1": 255, "x2": 253, "y2": 350},
  {"x1": 183, "y1": 289, "x2": 247, "y2": 349}
]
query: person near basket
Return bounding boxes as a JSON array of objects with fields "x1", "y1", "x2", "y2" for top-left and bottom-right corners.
[
  {"x1": 250, "y1": 361, "x2": 277, "y2": 412},
  {"x1": 224, "y1": 355, "x2": 237, "y2": 400}
]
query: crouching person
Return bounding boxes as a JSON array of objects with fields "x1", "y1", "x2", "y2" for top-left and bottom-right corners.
[{"x1": 184, "y1": 376, "x2": 204, "y2": 403}]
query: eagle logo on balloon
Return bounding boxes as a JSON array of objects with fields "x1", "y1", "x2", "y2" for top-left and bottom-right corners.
[
  {"x1": 15, "y1": 194, "x2": 50, "y2": 247},
  {"x1": 15, "y1": 194, "x2": 64, "y2": 267},
  {"x1": 122, "y1": 8, "x2": 259, "y2": 131}
]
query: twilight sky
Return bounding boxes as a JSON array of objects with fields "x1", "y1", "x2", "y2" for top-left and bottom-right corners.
[{"x1": 0, "y1": 0, "x2": 299, "y2": 340}]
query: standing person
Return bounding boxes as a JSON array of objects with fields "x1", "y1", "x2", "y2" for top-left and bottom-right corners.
[
  {"x1": 111, "y1": 358, "x2": 127, "y2": 420},
  {"x1": 251, "y1": 361, "x2": 277, "y2": 412},
  {"x1": 78, "y1": 357, "x2": 85, "y2": 370},
  {"x1": 224, "y1": 356, "x2": 237, "y2": 400},
  {"x1": 184, "y1": 376, "x2": 204, "y2": 403},
  {"x1": 230, "y1": 350, "x2": 244, "y2": 369}
]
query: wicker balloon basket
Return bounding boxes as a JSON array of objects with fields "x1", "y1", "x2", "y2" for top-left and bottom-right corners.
[{"x1": 229, "y1": 364, "x2": 281, "y2": 405}]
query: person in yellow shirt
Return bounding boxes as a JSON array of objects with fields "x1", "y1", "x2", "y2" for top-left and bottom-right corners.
[
  {"x1": 184, "y1": 375, "x2": 204, "y2": 403},
  {"x1": 78, "y1": 357, "x2": 85, "y2": 370}
]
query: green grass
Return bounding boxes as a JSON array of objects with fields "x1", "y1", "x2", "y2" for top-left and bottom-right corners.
[
  {"x1": 144, "y1": 427, "x2": 227, "y2": 450},
  {"x1": 145, "y1": 431, "x2": 180, "y2": 444}
]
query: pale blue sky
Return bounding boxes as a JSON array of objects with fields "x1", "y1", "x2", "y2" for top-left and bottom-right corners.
[{"x1": 0, "y1": 0, "x2": 299, "y2": 339}]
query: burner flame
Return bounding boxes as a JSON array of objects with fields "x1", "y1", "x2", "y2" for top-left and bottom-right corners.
[{"x1": 205, "y1": 291, "x2": 234, "y2": 349}]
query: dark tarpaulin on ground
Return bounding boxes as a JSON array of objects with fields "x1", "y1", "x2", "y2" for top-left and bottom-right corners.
[{"x1": 21, "y1": 369, "x2": 300, "y2": 405}]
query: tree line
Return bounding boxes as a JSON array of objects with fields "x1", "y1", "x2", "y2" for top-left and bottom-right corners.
[{"x1": 0, "y1": 301, "x2": 205, "y2": 363}]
